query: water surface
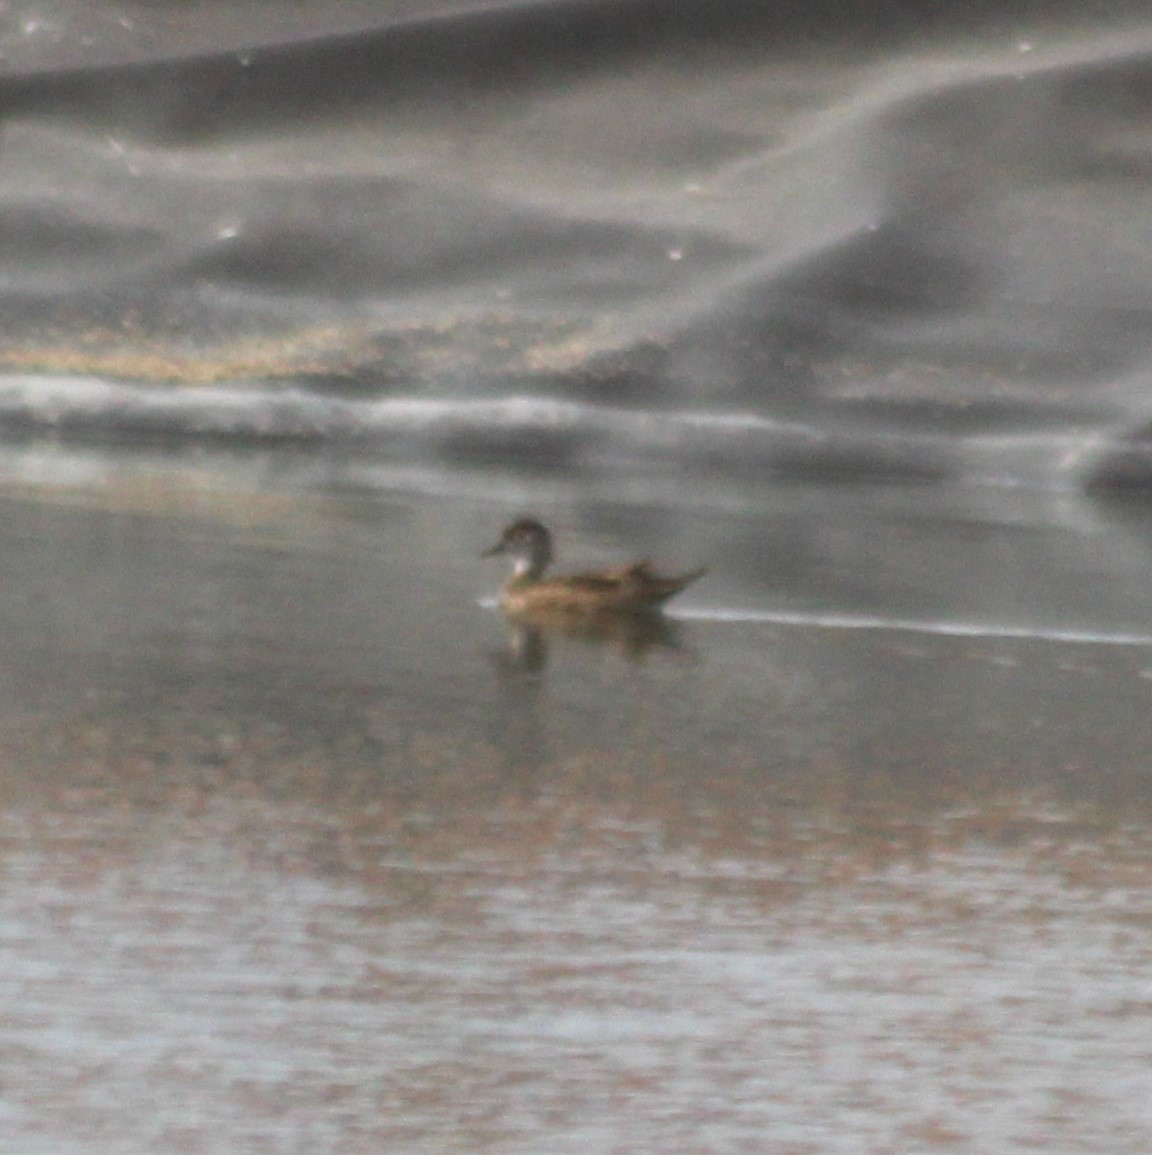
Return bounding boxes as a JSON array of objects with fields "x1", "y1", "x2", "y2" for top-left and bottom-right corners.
[{"x1": 0, "y1": 448, "x2": 1151, "y2": 1152}]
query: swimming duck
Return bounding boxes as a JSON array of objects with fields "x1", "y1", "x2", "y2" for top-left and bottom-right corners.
[{"x1": 483, "y1": 518, "x2": 705, "y2": 617}]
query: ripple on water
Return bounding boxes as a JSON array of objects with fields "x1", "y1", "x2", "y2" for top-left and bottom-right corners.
[{"x1": 0, "y1": 797, "x2": 1151, "y2": 1153}]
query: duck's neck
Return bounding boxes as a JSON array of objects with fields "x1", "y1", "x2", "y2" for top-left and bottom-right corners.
[{"x1": 510, "y1": 551, "x2": 547, "y2": 584}]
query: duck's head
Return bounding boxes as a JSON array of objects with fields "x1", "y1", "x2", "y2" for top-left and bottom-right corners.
[{"x1": 483, "y1": 518, "x2": 554, "y2": 579}]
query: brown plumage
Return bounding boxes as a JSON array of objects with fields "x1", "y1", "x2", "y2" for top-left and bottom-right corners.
[{"x1": 483, "y1": 518, "x2": 705, "y2": 617}]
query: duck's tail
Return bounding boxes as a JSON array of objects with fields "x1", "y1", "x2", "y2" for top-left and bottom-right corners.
[{"x1": 643, "y1": 566, "x2": 708, "y2": 604}]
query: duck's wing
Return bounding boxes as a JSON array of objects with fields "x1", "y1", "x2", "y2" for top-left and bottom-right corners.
[
  {"x1": 563, "y1": 565, "x2": 648, "y2": 592},
  {"x1": 577, "y1": 562, "x2": 707, "y2": 602}
]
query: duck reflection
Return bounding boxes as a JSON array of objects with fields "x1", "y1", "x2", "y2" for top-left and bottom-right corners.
[{"x1": 494, "y1": 603, "x2": 689, "y2": 672}]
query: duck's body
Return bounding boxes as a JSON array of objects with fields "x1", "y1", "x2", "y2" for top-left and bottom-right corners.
[
  {"x1": 484, "y1": 518, "x2": 705, "y2": 617},
  {"x1": 499, "y1": 562, "x2": 702, "y2": 617}
]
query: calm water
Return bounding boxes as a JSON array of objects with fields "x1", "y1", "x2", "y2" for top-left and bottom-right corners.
[{"x1": 1, "y1": 445, "x2": 1152, "y2": 1152}]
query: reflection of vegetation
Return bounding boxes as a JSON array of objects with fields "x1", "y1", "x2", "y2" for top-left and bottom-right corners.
[
  {"x1": 0, "y1": 325, "x2": 374, "y2": 383},
  {"x1": 0, "y1": 313, "x2": 611, "y2": 386}
]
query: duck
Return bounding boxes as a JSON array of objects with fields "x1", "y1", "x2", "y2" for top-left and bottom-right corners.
[{"x1": 483, "y1": 517, "x2": 705, "y2": 618}]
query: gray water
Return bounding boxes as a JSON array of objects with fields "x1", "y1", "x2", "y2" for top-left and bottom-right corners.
[{"x1": 0, "y1": 444, "x2": 1151, "y2": 1152}]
